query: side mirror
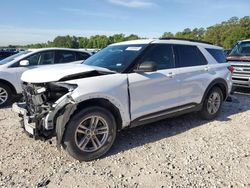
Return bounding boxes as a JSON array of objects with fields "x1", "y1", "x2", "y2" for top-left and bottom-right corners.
[
  {"x1": 19, "y1": 60, "x2": 29, "y2": 67},
  {"x1": 134, "y1": 61, "x2": 157, "y2": 73}
]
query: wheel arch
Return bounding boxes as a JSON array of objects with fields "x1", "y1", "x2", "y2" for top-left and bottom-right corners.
[
  {"x1": 202, "y1": 78, "x2": 228, "y2": 103},
  {"x1": 0, "y1": 79, "x2": 17, "y2": 95},
  {"x1": 74, "y1": 98, "x2": 123, "y2": 131},
  {"x1": 55, "y1": 97, "x2": 124, "y2": 147}
]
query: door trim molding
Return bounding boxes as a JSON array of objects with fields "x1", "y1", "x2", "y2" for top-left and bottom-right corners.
[{"x1": 130, "y1": 103, "x2": 201, "y2": 128}]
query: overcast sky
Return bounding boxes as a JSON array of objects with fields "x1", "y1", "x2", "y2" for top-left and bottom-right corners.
[{"x1": 0, "y1": 0, "x2": 249, "y2": 45}]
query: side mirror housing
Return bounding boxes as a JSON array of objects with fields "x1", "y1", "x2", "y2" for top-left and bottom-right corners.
[
  {"x1": 134, "y1": 61, "x2": 157, "y2": 73},
  {"x1": 19, "y1": 60, "x2": 29, "y2": 67}
]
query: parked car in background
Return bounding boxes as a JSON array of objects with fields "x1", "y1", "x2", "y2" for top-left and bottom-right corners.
[
  {"x1": 0, "y1": 48, "x2": 92, "y2": 107},
  {"x1": 0, "y1": 49, "x2": 19, "y2": 61},
  {"x1": 227, "y1": 39, "x2": 250, "y2": 88},
  {"x1": 224, "y1": 49, "x2": 231, "y2": 57},
  {"x1": 13, "y1": 38, "x2": 233, "y2": 161}
]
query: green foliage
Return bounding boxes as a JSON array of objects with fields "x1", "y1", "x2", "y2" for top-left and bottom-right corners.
[
  {"x1": 163, "y1": 16, "x2": 249, "y2": 49},
  {"x1": 204, "y1": 16, "x2": 250, "y2": 48},
  {"x1": 20, "y1": 34, "x2": 139, "y2": 49},
  {"x1": 162, "y1": 32, "x2": 174, "y2": 38},
  {"x1": 19, "y1": 16, "x2": 250, "y2": 49}
]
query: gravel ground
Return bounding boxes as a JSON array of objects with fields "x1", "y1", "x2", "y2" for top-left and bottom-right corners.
[{"x1": 0, "y1": 90, "x2": 250, "y2": 188}]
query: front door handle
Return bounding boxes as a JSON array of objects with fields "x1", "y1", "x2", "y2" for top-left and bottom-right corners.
[{"x1": 167, "y1": 72, "x2": 175, "y2": 78}]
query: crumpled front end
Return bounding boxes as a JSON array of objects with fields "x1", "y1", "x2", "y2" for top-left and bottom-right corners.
[{"x1": 12, "y1": 82, "x2": 77, "y2": 140}]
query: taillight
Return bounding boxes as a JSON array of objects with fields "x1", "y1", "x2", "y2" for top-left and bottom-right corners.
[{"x1": 227, "y1": 66, "x2": 234, "y2": 73}]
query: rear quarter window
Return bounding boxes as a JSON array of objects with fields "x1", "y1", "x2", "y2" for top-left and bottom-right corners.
[{"x1": 206, "y1": 48, "x2": 226, "y2": 63}]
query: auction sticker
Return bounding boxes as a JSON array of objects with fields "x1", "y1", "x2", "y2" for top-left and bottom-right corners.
[{"x1": 126, "y1": 47, "x2": 142, "y2": 51}]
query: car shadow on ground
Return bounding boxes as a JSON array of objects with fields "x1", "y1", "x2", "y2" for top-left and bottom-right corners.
[
  {"x1": 0, "y1": 95, "x2": 22, "y2": 109},
  {"x1": 107, "y1": 89, "x2": 250, "y2": 158}
]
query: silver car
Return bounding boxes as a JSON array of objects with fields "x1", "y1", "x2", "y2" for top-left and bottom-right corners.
[{"x1": 0, "y1": 48, "x2": 91, "y2": 107}]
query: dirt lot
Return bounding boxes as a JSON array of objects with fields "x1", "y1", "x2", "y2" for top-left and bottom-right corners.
[{"x1": 0, "y1": 90, "x2": 250, "y2": 188}]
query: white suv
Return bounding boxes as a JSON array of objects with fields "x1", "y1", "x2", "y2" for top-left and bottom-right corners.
[
  {"x1": 0, "y1": 48, "x2": 91, "y2": 107},
  {"x1": 13, "y1": 39, "x2": 233, "y2": 161}
]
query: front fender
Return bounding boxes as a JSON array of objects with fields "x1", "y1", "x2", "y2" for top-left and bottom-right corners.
[{"x1": 71, "y1": 92, "x2": 130, "y2": 128}]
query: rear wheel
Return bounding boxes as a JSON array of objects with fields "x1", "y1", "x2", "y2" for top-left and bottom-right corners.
[
  {"x1": 200, "y1": 87, "x2": 223, "y2": 120},
  {"x1": 0, "y1": 83, "x2": 13, "y2": 107},
  {"x1": 62, "y1": 106, "x2": 117, "y2": 161}
]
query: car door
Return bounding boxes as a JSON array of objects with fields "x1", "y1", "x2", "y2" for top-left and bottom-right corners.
[
  {"x1": 173, "y1": 44, "x2": 209, "y2": 105},
  {"x1": 128, "y1": 44, "x2": 181, "y2": 121}
]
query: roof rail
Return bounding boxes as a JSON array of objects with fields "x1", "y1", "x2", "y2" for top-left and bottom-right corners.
[{"x1": 160, "y1": 37, "x2": 213, "y2": 45}]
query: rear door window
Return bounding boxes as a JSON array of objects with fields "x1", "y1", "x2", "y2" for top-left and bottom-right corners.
[
  {"x1": 206, "y1": 48, "x2": 226, "y2": 63},
  {"x1": 55, "y1": 51, "x2": 76, "y2": 64},
  {"x1": 174, "y1": 45, "x2": 207, "y2": 67}
]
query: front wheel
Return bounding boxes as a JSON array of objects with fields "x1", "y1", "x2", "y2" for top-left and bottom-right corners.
[
  {"x1": 62, "y1": 106, "x2": 117, "y2": 161},
  {"x1": 0, "y1": 83, "x2": 13, "y2": 107},
  {"x1": 200, "y1": 87, "x2": 223, "y2": 120}
]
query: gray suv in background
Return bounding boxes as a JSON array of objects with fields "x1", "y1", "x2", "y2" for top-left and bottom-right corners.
[{"x1": 227, "y1": 39, "x2": 250, "y2": 88}]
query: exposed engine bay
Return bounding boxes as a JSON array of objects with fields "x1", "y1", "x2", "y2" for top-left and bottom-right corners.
[{"x1": 20, "y1": 82, "x2": 77, "y2": 139}]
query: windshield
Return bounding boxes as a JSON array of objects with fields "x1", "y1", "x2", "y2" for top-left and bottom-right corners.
[
  {"x1": 0, "y1": 51, "x2": 31, "y2": 65},
  {"x1": 84, "y1": 44, "x2": 147, "y2": 72},
  {"x1": 229, "y1": 41, "x2": 250, "y2": 56}
]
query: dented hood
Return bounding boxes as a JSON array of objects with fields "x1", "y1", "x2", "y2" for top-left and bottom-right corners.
[{"x1": 21, "y1": 63, "x2": 115, "y2": 83}]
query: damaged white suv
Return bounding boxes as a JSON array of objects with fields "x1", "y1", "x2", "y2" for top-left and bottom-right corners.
[{"x1": 13, "y1": 39, "x2": 233, "y2": 161}]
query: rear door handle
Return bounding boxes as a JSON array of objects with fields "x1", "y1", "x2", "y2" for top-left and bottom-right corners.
[{"x1": 204, "y1": 66, "x2": 210, "y2": 71}]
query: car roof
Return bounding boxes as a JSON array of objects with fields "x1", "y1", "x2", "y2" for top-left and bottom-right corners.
[
  {"x1": 110, "y1": 39, "x2": 155, "y2": 46},
  {"x1": 27, "y1": 48, "x2": 91, "y2": 53},
  {"x1": 240, "y1": 39, "x2": 250, "y2": 42},
  {"x1": 111, "y1": 39, "x2": 222, "y2": 49}
]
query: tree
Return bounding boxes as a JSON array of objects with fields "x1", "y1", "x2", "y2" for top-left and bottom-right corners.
[
  {"x1": 162, "y1": 32, "x2": 174, "y2": 38},
  {"x1": 18, "y1": 16, "x2": 250, "y2": 49},
  {"x1": 109, "y1": 34, "x2": 125, "y2": 43},
  {"x1": 126, "y1": 34, "x2": 140, "y2": 40},
  {"x1": 78, "y1": 37, "x2": 89, "y2": 48}
]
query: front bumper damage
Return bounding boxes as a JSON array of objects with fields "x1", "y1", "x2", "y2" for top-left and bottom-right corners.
[
  {"x1": 12, "y1": 94, "x2": 77, "y2": 144},
  {"x1": 12, "y1": 102, "x2": 36, "y2": 136}
]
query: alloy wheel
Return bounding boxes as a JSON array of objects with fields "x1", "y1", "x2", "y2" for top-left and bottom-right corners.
[
  {"x1": 75, "y1": 116, "x2": 109, "y2": 152},
  {"x1": 207, "y1": 91, "x2": 221, "y2": 115},
  {"x1": 0, "y1": 87, "x2": 8, "y2": 105}
]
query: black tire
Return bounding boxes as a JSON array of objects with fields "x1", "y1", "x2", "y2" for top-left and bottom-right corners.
[
  {"x1": 200, "y1": 87, "x2": 223, "y2": 120},
  {"x1": 62, "y1": 106, "x2": 117, "y2": 161},
  {"x1": 0, "y1": 83, "x2": 13, "y2": 107}
]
